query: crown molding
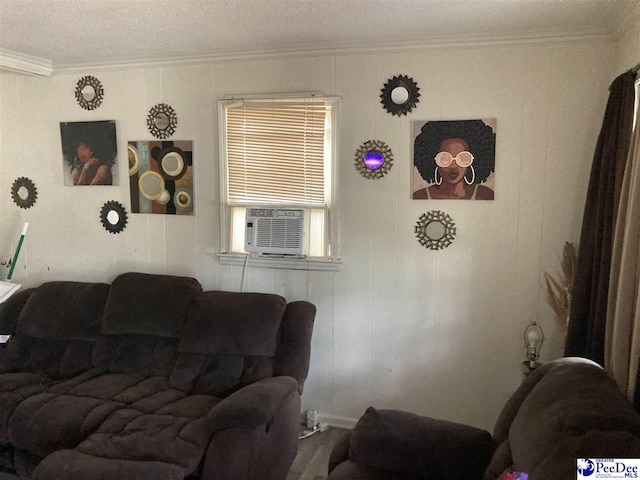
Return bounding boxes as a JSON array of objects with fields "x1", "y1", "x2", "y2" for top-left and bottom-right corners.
[
  {"x1": 51, "y1": 29, "x2": 613, "y2": 74},
  {"x1": 0, "y1": 48, "x2": 52, "y2": 76}
]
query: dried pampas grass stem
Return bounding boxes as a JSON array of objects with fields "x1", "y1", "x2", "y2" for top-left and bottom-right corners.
[{"x1": 543, "y1": 242, "x2": 577, "y2": 335}]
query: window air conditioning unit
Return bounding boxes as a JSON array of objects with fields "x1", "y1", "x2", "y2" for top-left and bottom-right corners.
[{"x1": 245, "y1": 208, "x2": 306, "y2": 256}]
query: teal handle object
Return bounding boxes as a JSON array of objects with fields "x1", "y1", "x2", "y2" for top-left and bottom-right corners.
[{"x1": 6, "y1": 223, "x2": 28, "y2": 281}]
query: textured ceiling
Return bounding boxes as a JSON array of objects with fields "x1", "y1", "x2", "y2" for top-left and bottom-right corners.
[{"x1": 0, "y1": 0, "x2": 637, "y2": 68}]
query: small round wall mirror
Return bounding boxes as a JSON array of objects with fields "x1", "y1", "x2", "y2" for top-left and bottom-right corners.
[
  {"x1": 147, "y1": 103, "x2": 177, "y2": 139},
  {"x1": 106, "y1": 209, "x2": 120, "y2": 225},
  {"x1": 354, "y1": 139, "x2": 394, "y2": 179},
  {"x1": 390, "y1": 86, "x2": 409, "y2": 105},
  {"x1": 415, "y1": 210, "x2": 456, "y2": 250},
  {"x1": 100, "y1": 200, "x2": 128, "y2": 234},
  {"x1": 11, "y1": 177, "x2": 37, "y2": 209},
  {"x1": 425, "y1": 221, "x2": 446, "y2": 240},
  {"x1": 380, "y1": 74, "x2": 420, "y2": 116},
  {"x1": 154, "y1": 113, "x2": 170, "y2": 130},
  {"x1": 75, "y1": 75, "x2": 104, "y2": 110},
  {"x1": 81, "y1": 85, "x2": 96, "y2": 101}
]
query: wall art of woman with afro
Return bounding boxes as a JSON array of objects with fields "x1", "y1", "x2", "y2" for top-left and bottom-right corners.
[
  {"x1": 412, "y1": 119, "x2": 496, "y2": 200},
  {"x1": 60, "y1": 120, "x2": 118, "y2": 186}
]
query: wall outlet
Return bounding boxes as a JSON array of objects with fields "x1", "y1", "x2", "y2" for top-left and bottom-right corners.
[{"x1": 306, "y1": 409, "x2": 319, "y2": 429}]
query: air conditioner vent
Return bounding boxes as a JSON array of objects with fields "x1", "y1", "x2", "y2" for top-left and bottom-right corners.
[{"x1": 245, "y1": 208, "x2": 305, "y2": 255}]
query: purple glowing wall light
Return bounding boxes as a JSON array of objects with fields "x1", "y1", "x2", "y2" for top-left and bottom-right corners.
[{"x1": 363, "y1": 150, "x2": 384, "y2": 170}]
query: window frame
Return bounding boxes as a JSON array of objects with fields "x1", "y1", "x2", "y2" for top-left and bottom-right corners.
[{"x1": 217, "y1": 94, "x2": 341, "y2": 269}]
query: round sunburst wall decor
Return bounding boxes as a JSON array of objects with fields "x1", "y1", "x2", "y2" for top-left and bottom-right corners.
[
  {"x1": 11, "y1": 177, "x2": 38, "y2": 209},
  {"x1": 100, "y1": 200, "x2": 128, "y2": 234},
  {"x1": 74, "y1": 75, "x2": 104, "y2": 110},
  {"x1": 147, "y1": 103, "x2": 178, "y2": 139},
  {"x1": 380, "y1": 74, "x2": 420, "y2": 116},
  {"x1": 354, "y1": 139, "x2": 394, "y2": 179},
  {"x1": 415, "y1": 210, "x2": 456, "y2": 250}
]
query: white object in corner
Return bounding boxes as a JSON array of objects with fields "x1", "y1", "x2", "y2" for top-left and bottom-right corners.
[
  {"x1": 245, "y1": 207, "x2": 306, "y2": 255},
  {"x1": 0, "y1": 281, "x2": 21, "y2": 304}
]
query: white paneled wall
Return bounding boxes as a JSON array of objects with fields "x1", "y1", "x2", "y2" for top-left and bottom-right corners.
[{"x1": 0, "y1": 37, "x2": 619, "y2": 430}]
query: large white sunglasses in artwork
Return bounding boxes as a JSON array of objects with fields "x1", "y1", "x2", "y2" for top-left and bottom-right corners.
[
  {"x1": 434, "y1": 150, "x2": 474, "y2": 168},
  {"x1": 433, "y1": 151, "x2": 475, "y2": 185}
]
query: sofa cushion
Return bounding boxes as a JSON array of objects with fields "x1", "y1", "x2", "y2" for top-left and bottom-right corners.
[
  {"x1": 33, "y1": 395, "x2": 221, "y2": 480},
  {"x1": 178, "y1": 291, "x2": 286, "y2": 355},
  {"x1": 1, "y1": 282, "x2": 109, "y2": 379},
  {"x1": 3, "y1": 335, "x2": 95, "y2": 379},
  {"x1": 169, "y1": 291, "x2": 287, "y2": 395},
  {"x1": 78, "y1": 411, "x2": 212, "y2": 468},
  {"x1": 33, "y1": 450, "x2": 186, "y2": 480},
  {"x1": 0, "y1": 373, "x2": 49, "y2": 442},
  {"x1": 349, "y1": 407, "x2": 496, "y2": 480},
  {"x1": 509, "y1": 361, "x2": 640, "y2": 473},
  {"x1": 101, "y1": 273, "x2": 202, "y2": 338},
  {"x1": 7, "y1": 374, "x2": 181, "y2": 457},
  {"x1": 8, "y1": 392, "x2": 124, "y2": 457},
  {"x1": 92, "y1": 334, "x2": 178, "y2": 376},
  {"x1": 93, "y1": 273, "x2": 202, "y2": 377},
  {"x1": 17, "y1": 282, "x2": 109, "y2": 341}
]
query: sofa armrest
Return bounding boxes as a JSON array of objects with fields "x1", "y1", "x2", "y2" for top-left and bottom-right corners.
[
  {"x1": 275, "y1": 301, "x2": 316, "y2": 394},
  {"x1": 207, "y1": 376, "x2": 298, "y2": 432},
  {"x1": 348, "y1": 407, "x2": 496, "y2": 480},
  {"x1": 328, "y1": 431, "x2": 352, "y2": 475}
]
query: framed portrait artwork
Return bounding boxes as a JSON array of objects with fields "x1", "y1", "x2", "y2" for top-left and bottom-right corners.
[
  {"x1": 412, "y1": 119, "x2": 496, "y2": 200},
  {"x1": 60, "y1": 120, "x2": 118, "y2": 186}
]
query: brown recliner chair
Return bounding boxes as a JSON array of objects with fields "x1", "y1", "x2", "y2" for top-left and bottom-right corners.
[{"x1": 328, "y1": 357, "x2": 640, "y2": 480}]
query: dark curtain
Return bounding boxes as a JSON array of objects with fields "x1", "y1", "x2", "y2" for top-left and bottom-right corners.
[{"x1": 564, "y1": 70, "x2": 636, "y2": 365}]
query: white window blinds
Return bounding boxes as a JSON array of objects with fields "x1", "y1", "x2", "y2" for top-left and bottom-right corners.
[{"x1": 225, "y1": 100, "x2": 329, "y2": 206}]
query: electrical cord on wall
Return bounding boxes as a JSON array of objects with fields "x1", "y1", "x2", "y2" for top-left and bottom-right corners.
[{"x1": 240, "y1": 252, "x2": 250, "y2": 293}]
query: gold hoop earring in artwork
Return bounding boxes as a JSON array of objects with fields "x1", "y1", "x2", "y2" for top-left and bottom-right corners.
[
  {"x1": 434, "y1": 167, "x2": 442, "y2": 186},
  {"x1": 464, "y1": 165, "x2": 476, "y2": 185}
]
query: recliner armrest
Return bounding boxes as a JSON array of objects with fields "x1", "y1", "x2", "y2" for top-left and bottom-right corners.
[
  {"x1": 348, "y1": 407, "x2": 496, "y2": 479},
  {"x1": 328, "y1": 431, "x2": 352, "y2": 474},
  {"x1": 206, "y1": 376, "x2": 298, "y2": 432}
]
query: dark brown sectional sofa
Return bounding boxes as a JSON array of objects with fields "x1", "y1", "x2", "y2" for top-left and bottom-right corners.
[{"x1": 0, "y1": 272, "x2": 315, "y2": 480}]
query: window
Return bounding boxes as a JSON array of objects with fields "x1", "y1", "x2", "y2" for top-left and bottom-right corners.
[{"x1": 218, "y1": 95, "x2": 339, "y2": 264}]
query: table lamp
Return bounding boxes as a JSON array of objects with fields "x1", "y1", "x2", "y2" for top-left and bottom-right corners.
[{"x1": 524, "y1": 321, "x2": 544, "y2": 369}]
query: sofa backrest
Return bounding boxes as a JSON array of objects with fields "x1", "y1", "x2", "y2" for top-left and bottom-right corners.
[
  {"x1": 0, "y1": 281, "x2": 109, "y2": 378},
  {"x1": 92, "y1": 272, "x2": 202, "y2": 376},
  {"x1": 1, "y1": 273, "x2": 316, "y2": 395},
  {"x1": 169, "y1": 291, "x2": 315, "y2": 397}
]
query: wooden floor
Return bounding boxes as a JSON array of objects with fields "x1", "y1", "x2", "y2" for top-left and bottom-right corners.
[{"x1": 287, "y1": 427, "x2": 347, "y2": 480}]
